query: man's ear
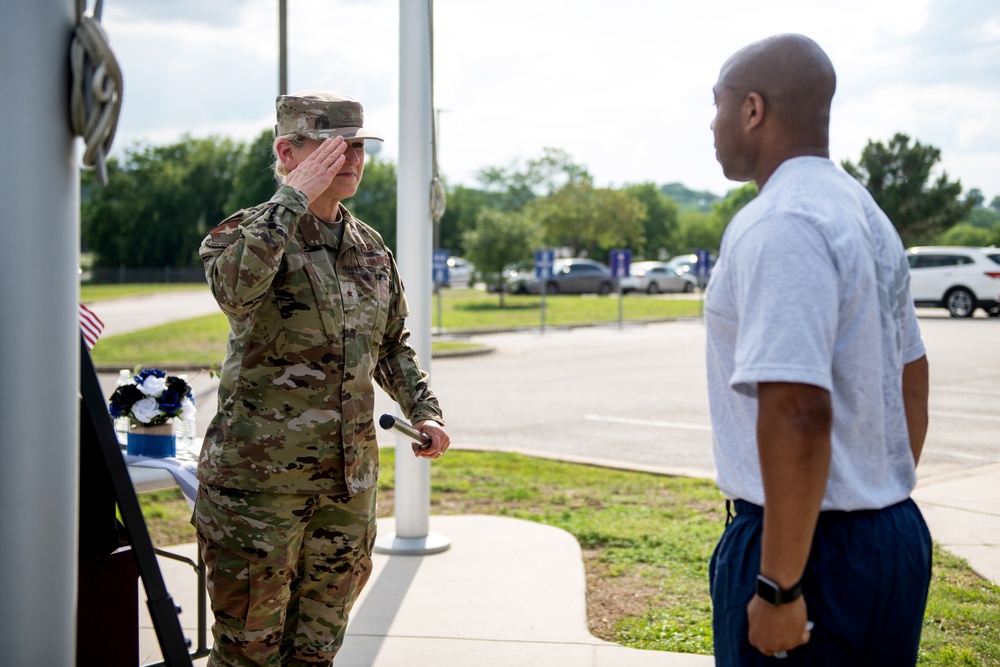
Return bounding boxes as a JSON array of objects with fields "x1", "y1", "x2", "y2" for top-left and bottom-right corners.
[
  {"x1": 743, "y1": 92, "x2": 765, "y2": 132},
  {"x1": 275, "y1": 138, "x2": 297, "y2": 170}
]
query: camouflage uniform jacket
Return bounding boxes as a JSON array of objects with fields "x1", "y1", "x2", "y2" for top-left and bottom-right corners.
[{"x1": 199, "y1": 185, "x2": 443, "y2": 496}]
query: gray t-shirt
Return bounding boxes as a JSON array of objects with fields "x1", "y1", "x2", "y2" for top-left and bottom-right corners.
[{"x1": 704, "y1": 157, "x2": 925, "y2": 511}]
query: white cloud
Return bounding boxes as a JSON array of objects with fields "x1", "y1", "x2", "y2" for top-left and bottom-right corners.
[{"x1": 99, "y1": 0, "x2": 1000, "y2": 200}]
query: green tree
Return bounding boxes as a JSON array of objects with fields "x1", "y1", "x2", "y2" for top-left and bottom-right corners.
[
  {"x1": 528, "y1": 180, "x2": 645, "y2": 261},
  {"x1": 711, "y1": 183, "x2": 758, "y2": 232},
  {"x1": 674, "y1": 209, "x2": 717, "y2": 255},
  {"x1": 82, "y1": 135, "x2": 241, "y2": 268},
  {"x1": 936, "y1": 194, "x2": 1000, "y2": 247},
  {"x1": 439, "y1": 184, "x2": 494, "y2": 257},
  {"x1": 226, "y1": 128, "x2": 278, "y2": 213},
  {"x1": 463, "y1": 209, "x2": 541, "y2": 306},
  {"x1": 623, "y1": 182, "x2": 680, "y2": 260},
  {"x1": 937, "y1": 223, "x2": 995, "y2": 247},
  {"x1": 670, "y1": 183, "x2": 757, "y2": 255},
  {"x1": 842, "y1": 133, "x2": 973, "y2": 246},
  {"x1": 961, "y1": 206, "x2": 1000, "y2": 232},
  {"x1": 659, "y1": 182, "x2": 721, "y2": 212},
  {"x1": 475, "y1": 147, "x2": 591, "y2": 211},
  {"x1": 964, "y1": 188, "x2": 985, "y2": 209},
  {"x1": 348, "y1": 156, "x2": 398, "y2": 251}
]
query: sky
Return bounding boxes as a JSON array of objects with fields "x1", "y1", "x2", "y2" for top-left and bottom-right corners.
[{"x1": 100, "y1": 0, "x2": 1000, "y2": 201}]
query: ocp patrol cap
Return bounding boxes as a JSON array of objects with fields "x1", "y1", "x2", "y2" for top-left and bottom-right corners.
[{"x1": 275, "y1": 90, "x2": 384, "y2": 142}]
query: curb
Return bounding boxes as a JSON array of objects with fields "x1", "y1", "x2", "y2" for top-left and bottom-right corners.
[{"x1": 93, "y1": 343, "x2": 497, "y2": 374}]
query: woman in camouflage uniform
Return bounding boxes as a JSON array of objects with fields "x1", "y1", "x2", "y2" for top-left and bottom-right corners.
[{"x1": 194, "y1": 90, "x2": 449, "y2": 667}]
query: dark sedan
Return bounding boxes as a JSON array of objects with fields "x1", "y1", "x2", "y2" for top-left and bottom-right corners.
[{"x1": 518, "y1": 258, "x2": 618, "y2": 295}]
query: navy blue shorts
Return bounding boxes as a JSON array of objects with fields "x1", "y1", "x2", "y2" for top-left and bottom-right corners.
[{"x1": 709, "y1": 498, "x2": 932, "y2": 666}]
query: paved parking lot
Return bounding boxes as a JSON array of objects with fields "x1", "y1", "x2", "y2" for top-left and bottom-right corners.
[
  {"x1": 106, "y1": 291, "x2": 998, "y2": 482},
  {"x1": 414, "y1": 311, "x2": 1000, "y2": 481}
]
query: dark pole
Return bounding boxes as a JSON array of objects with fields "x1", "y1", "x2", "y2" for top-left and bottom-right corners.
[
  {"x1": 279, "y1": 0, "x2": 288, "y2": 95},
  {"x1": 433, "y1": 107, "x2": 443, "y2": 252}
]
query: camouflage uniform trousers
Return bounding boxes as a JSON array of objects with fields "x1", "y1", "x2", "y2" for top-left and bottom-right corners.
[{"x1": 193, "y1": 483, "x2": 377, "y2": 666}]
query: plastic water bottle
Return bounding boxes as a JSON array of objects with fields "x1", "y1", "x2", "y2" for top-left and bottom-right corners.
[
  {"x1": 113, "y1": 369, "x2": 132, "y2": 446},
  {"x1": 174, "y1": 374, "x2": 196, "y2": 454}
]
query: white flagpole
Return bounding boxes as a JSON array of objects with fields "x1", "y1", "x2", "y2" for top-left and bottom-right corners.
[
  {"x1": 375, "y1": 0, "x2": 450, "y2": 555},
  {"x1": 0, "y1": 0, "x2": 81, "y2": 661}
]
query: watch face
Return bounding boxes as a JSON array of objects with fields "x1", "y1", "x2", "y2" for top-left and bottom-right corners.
[
  {"x1": 756, "y1": 574, "x2": 802, "y2": 606},
  {"x1": 756, "y1": 574, "x2": 780, "y2": 605}
]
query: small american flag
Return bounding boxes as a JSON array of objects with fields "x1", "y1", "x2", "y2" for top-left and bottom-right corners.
[{"x1": 79, "y1": 303, "x2": 104, "y2": 350}]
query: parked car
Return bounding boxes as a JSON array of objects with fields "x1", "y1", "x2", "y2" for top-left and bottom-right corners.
[
  {"x1": 665, "y1": 253, "x2": 715, "y2": 288},
  {"x1": 443, "y1": 256, "x2": 475, "y2": 288},
  {"x1": 486, "y1": 261, "x2": 533, "y2": 293},
  {"x1": 620, "y1": 261, "x2": 696, "y2": 294},
  {"x1": 517, "y1": 258, "x2": 618, "y2": 295},
  {"x1": 906, "y1": 246, "x2": 1000, "y2": 317}
]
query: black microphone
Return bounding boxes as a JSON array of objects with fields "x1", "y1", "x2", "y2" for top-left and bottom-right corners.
[{"x1": 379, "y1": 414, "x2": 432, "y2": 449}]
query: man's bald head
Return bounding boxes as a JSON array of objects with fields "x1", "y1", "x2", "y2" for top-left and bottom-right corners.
[
  {"x1": 711, "y1": 34, "x2": 837, "y2": 185},
  {"x1": 720, "y1": 34, "x2": 836, "y2": 142}
]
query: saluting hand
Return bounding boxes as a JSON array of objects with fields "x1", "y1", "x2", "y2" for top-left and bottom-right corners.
[{"x1": 284, "y1": 137, "x2": 348, "y2": 203}]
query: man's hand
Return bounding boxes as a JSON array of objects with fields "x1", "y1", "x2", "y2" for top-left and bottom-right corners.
[
  {"x1": 412, "y1": 420, "x2": 450, "y2": 459},
  {"x1": 747, "y1": 595, "x2": 811, "y2": 656},
  {"x1": 284, "y1": 137, "x2": 348, "y2": 203},
  {"x1": 754, "y1": 382, "x2": 829, "y2": 657}
]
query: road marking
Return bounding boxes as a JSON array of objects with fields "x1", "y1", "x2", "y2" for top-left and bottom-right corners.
[
  {"x1": 935, "y1": 385, "x2": 1000, "y2": 397},
  {"x1": 931, "y1": 450, "x2": 1000, "y2": 463},
  {"x1": 584, "y1": 414, "x2": 713, "y2": 431},
  {"x1": 930, "y1": 410, "x2": 1000, "y2": 422}
]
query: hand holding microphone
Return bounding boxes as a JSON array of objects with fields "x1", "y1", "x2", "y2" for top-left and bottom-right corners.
[
  {"x1": 379, "y1": 413, "x2": 451, "y2": 459},
  {"x1": 379, "y1": 414, "x2": 431, "y2": 449}
]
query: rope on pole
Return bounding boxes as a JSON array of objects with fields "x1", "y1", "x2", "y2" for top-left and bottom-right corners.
[
  {"x1": 428, "y1": 0, "x2": 446, "y2": 225},
  {"x1": 70, "y1": 0, "x2": 122, "y2": 186}
]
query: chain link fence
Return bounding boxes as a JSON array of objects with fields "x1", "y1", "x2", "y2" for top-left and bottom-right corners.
[{"x1": 84, "y1": 266, "x2": 207, "y2": 284}]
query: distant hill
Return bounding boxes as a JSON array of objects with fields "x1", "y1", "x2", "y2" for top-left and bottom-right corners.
[{"x1": 660, "y1": 182, "x2": 721, "y2": 212}]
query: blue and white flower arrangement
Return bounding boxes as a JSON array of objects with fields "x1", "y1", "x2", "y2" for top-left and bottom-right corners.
[{"x1": 109, "y1": 368, "x2": 196, "y2": 427}]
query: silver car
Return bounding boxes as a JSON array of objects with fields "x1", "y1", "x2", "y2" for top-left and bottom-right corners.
[
  {"x1": 620, "y1": 261, "x2": 696, "y2": 294},
  {"x1": 443, "y1": 256, "x2": 475, "y2": 288},
  {"x1": 665, "y1": 253, "x2": 715, "y2": 288}
]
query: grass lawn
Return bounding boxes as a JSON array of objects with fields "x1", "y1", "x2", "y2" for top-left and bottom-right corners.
[
  {"x1": 91, "y1": 313, "x2": 231, "y2": 368},
  {"x1": 432, "y1": 288, "x2": 703, "y2": 330},
  {"x1": 139, "y1": 449, "x2": 1000, "y2": 665},
  {"x1": 82, "y1": 284, "x2": 704, "y2": 332},
  {"x1": 81, "y1": 283, "x2": 209, "y2": 302},
  {"x1": 89, "y1": 314, "x2": 490, "y2": 368},
  {"x1": 87, "y1": 286, "x2": 702, "y2": 369}
]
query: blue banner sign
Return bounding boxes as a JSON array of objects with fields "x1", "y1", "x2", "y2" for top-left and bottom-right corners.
[
  {"x1": 610, "y1": 249, "x2": 632, "y2": 278},
  {"x1": 535, "y1": 249, "x2": 555, "y2": 279}
]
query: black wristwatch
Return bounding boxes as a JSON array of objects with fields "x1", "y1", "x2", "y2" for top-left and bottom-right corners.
[{"x1": 755, "y1": 574, "x2": 803, "y2": 606}]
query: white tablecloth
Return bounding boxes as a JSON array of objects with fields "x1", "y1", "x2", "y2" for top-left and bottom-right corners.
[{"x1": 125, "y1": 454, "x2": 198, "y2": 508}]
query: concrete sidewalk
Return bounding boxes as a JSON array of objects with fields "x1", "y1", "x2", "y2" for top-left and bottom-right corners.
[
  {"x1": 140, "y1": 515, "x2": 713, "y2": 667},
  {"x1": 136, "y1": 461, "x2": 1000, "y2": 666},
  {"x1": 913, "y1": 462, "x2": 1000, "y2": 587}
]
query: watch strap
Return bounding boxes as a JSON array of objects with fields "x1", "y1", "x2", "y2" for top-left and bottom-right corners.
[{"x1": 755, "y1": 574, "x2": 803, "y2": 606}]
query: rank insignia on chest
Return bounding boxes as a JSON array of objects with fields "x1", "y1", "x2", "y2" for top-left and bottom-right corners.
[{"x1": 341, "y1": 281, "x2": 359, "y2": 307}]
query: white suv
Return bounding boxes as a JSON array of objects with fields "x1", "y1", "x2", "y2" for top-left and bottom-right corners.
[{"x1": 906, "y1": 246, "x2": 1000, "y2": 318}]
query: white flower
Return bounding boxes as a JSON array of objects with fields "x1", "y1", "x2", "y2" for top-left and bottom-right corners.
[
  {"x1": 132, "y1": 397, "x2": 164, "y2": 424},
  {"x1": 179, "y1": 396, "x2": 197, "y2": 421},
  {"x1": 138, "y1": 375, "x2": 167, "y2": 397}
]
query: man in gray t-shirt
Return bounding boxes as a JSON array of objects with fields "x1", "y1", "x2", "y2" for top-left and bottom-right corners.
[{"x1": 705, "y1": 34, "x2": 932, "y2": 665}]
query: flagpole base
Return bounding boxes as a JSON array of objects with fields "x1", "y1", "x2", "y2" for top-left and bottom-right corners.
[{"x1": 374, "y1": 532, "x2": 451, "y2": 556}]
